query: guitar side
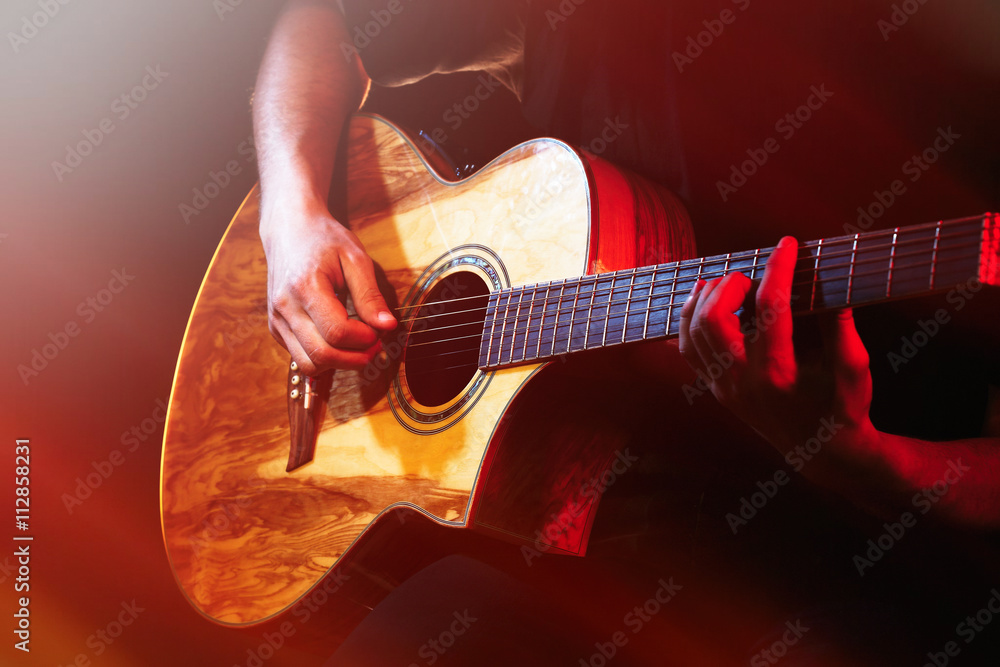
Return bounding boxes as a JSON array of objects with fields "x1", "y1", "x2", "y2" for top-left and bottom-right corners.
[{"x1": 160, "y1": 114, "x2": 695, "y2": 626}]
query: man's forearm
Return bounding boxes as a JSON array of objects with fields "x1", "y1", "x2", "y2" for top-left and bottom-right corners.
[
  {"x1": 864, "y1": 431, "x2": 1000, "y2": 529},
  {"x1": 253, "y1": 0, "x2": 369, "y2": 226}
]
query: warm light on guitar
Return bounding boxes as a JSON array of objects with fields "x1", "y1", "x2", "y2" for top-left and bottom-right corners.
[{"x1": 160, "y1": 113, "x2": 998, "y2": 626}]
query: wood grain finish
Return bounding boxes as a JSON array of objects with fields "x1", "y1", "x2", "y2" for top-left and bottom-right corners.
[{"x1": 161, "y1": 114, "x2": 603, "y2": 625}]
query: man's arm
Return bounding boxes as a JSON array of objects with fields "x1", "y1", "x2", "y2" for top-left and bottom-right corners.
[
  {"x1": 678, "y1": 237, "x2": 1000, "y2": 528},
  {"x1": 254, "y1": 0, "x2": 397, "y2": 375}
]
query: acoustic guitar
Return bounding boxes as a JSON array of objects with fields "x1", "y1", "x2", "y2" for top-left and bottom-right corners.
[{"x1": 160, "y1": 113, "x2": 998, "y2": 626}]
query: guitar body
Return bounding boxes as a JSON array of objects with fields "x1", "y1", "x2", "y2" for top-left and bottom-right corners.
[{"x1": 161, "y1": 114, "x2": 695, "y2": 626}]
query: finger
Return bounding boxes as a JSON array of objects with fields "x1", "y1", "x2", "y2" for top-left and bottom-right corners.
[
  {"x1": 753, "y1": 236, "x2": 798, "y2": 381},
  {"x1": 678, "y1": 279, "x2": 708, "y2": 374},
  {"x1": 686, "y1": 277, "x2": 723, "y2": 371},
  {"x1": 819, "y1": 308, "x2": 870, "y2": 387},
  {"x1": 693, "y1": 271, "x2": 752, "y2": 364},
  {"x1": 341, "y1": 250, "x2": 397, "y2": 332},
  {"x1": 274, "y1": 310, "x2": 382, "y2": 374},
  {"x1": 300, "y1": 276, "x2": 381, "y2": 350}
]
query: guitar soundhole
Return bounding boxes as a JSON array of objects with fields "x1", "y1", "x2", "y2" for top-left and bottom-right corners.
[{"x1": 405, "y1": 271, "x2": 490, "y2": 407}]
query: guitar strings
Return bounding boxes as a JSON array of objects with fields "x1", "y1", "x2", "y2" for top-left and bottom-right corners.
[
  {"x1": 396, "y1": 236, "x2": 981, "y2": 327},
  {"x1": 399, "y1": 244, "x2": 981, "y2": 332},
  {"x1": 400, "y1": 218, "x2": 980, "y2": 375},
  {"x1": 400, "y1": 249, "x2": 980, "y2": 366},
  {"x1": 398, "y1": 246, "x2": 981, "y2": 344}
]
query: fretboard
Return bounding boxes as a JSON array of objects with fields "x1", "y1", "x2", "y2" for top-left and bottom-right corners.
[{"x1": 477, "y1": 213, "x2": 999, "y2": 370}]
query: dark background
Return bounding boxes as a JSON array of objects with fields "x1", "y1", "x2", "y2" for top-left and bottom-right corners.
[{"x1": 1, "y1": 1, "x2": 998, "y2": 665}]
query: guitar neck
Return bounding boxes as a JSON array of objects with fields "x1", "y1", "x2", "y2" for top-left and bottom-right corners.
[{"x1": 478, "y1": 213, "x2": 999, "y2": 370}]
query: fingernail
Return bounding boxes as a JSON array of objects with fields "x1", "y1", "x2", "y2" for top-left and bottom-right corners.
[{"x1": 377, "y1": 311, "x2": 395, "y2": 323}]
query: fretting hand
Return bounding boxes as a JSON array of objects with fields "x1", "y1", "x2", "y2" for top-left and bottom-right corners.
[
  {"x1": 260, "y1": 197, "x2": 396, "y2": 375},
  {"x1": 678, "y1": 236, "x2": 879, "y2": 464}
]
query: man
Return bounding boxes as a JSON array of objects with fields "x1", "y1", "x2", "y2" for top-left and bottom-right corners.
[{"x1": 253, "y1": 0, "x2": 999, "y2": 662}]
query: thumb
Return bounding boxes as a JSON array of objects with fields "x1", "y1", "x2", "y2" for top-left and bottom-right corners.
[{"x1": 820, "y1": 308, "x2": 870, "y2": 386}]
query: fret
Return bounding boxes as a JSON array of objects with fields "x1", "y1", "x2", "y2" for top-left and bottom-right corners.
[
  {"x1": 600, "y1": 272, "x2": 614, "y2": 346},
  {"x1": 526, "y1": 283, "x2": 541, "y2": 361},
  {"x1": 846, "y1": 234, "x2": 859, "y2": 305},
  {"x1": 642, "y1": 266, "x2": 657, "y2": 340},
  {"x1": 507, "y1": 286, "x2": 526, "y2": 365},
  {"x1": 851, "y1": 229, "x2": 894, "y2": 305},
  {"x1": 573, "y1": 277, "x2": 597, "y2": 352},
  {"x1": 528, "y1": 281, "x2": 548, "y2": 361},
  {"x1": 550, "y1": 278, "x2": 570, "y2": 357},
  {"x1": 559, "y1": 279, "x2": 581, "y2": 354},
  {"x1": 622, "y1": 267, "x2": 637, "y2": 344},
  {"x1": 544, "y1": 279, "x2": 567, "y2": 359},
  {"x1": 502, "y1": 287, "x2": 522, "y2": 366},
  {"x1": 672, "y1": 260, "x2": 702, "y2": 336},
  {"x1": 930, "y1": 220, "x2": 941, "y2": 290},
  {"x1": 480, "y1": 291, "x2": 500, "y2": 368},
  {"x1": 886, "y1": 229, "x2": 898, "y2": 298},
  {"x1": 520, "y1": 283, "x2": 539, "y2": 362},
  {"x1": 933, "y1": 217, "x2": 989, "y2": 289},
  {"x1": 605, "y1": 270, "x2": 630, "y2": 346},
  {"x1": 884, "y1": 224, "x2": 939, "y2": 300},
  {"x1": 809, "y1": 239, "x2": 822, "y2": 311},
  {"x1": 649, "y1": 260, "x2": 687, "y2": 338},
  {"x1": 664, "y1": 262, "x2": 681, "y2": 337},
  {"x1": 489, "y1": 289, "x2": 511, "y2": 367},
  {"x1": 728, "y1": 250, "x2": 758, "y2": 277},
  {"x1": 586, "y1": 273, "x2": 614, "y2": 349},
  {"x1": 626, "y1": 267, "x2": 654, "y2": 343},
  {"x1": 818, "y1": 236, "x2": 853, "y2": 310},
  {"x1": 749, "y1": 248, "x2": 761, "y2": 281}
]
